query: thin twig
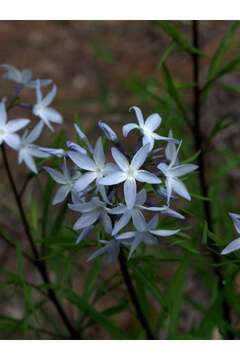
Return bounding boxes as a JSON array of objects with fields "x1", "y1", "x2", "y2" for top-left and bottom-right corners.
[
  {"x1": 191, "y1": 20, "x2": 234, "y2": 339},
  {"x1": 118, "y1": 248, "x2": 155, "y2": 340}
]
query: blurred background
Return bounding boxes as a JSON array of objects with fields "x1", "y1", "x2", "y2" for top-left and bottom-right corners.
[{"x1": 1, "y1": 21, "x2": 240, "y2": 339}]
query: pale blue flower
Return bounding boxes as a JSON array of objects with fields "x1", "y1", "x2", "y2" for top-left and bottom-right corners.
[
  {"x1": 158, "y1": 142, "x2": 198, "y2": 204},
  {"x1": 116, "y1": 215, "x2": 179, "y2": 258},
  {"x1": 17, "y1": 122, "x2": 50, "y2": 173},
  {"x1": 68, "y1": 137, "x2": 116, "y2": 193},
  {"x1": 0, "y1": 100, "x2": 30, "y2": 150},
  {"x1": 99, "y1": 144, "x2": 160, "y2": 209},
  {"x1": 221, "y1": 213, "x2": 240, "y2": 255},
  {"x1": 98, "y1": 120, "x2": 118, "y2": 142},
  {"x1": 33, "y1": 80, "x2": 63, "y2": 131},
  {"x1": 122, "y1": 106, "x2": 174, "y2": 151},
  {"x1": 1, "y1": 64, "x2": 52, "y2": 89},
  {"x1": 45, "y1": 159, "x2": 79, "y2": 205},
  {"x1": 69, "y1": 196, "x2": 112, "y2": 234}
]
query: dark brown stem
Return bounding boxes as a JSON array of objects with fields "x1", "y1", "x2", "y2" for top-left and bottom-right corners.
[
  {"x1": 191, "y1": 20, "x2": 234, "y2": 339},
  {"x1": 118, "y1": 248, "x2": 155, "y2": 339},
  {"x1": 1, "y1": 144, "x2": 79, "y2": 339}
]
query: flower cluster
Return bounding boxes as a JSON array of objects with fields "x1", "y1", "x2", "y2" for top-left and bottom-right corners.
[
  {"x1": 46, "y1": 106, "x2": 198, "y2": 262},
  {"x1": 0, "y1": 64, "x2": 63, "y2": 173},
  {"x1": 0, "y1": 65, "x2": 199, "y2": 263}
]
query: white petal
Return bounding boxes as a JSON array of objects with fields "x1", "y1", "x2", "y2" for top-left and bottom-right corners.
[
  {"x1": 135, "y1": 170, "x2": 161, "y2": 184},
  {"x1": 221, "y1": 238, "x2": 240, "y2": 255},
  {"x1": 124, "y1": 178, "x2": 136, "y2": 209},
  {"x1": 229, "y1": 212, "x2": 240, "y2": 235},
  {"x1": 52, "y1": 185, "x2": 70, "y2": 205},
  {"x1": 35, "y1": 79, "x2": 42, "y2": 103},
  {"x1": 131, "y1": 144, "x2": 150, "y2": 170},
  {"x1": 129, "y1": 106, "x2": 144, "y2": 127},
  {"x1": 26, "y1": 122, "x2": 44, "y2": 143},
  {"x1": 22, "y1": 152, "x2": 38, "y2": 173},
  {"x1": 73, "y1": 211, "x2": 100, "y2": 230},
  {"x1": 68, "y1": 151, "x2": 96, "y2": 171},
  {"x1": 132, "y1": 209, "x2": 147, "y2": 232},
  {"x1": 0, "y1": 101, "x2": 7, "y2": 126},
  {"x1": 170, "y1": 164, "x2": 198, "y2": 177},
  {"x1": 21, "y1": 69, "x2": 32, "y2": 84},
  {"x1": 122, "y1": 123, "x2": 138, "y2": 137},
  {"x1": 6, "y1": 119, "x2": 30, "y2": 133},
  {"x1": 166, "y1": 177, "x2": 173, "y2": 204},
  {"x1": 98, "y1": 171, "x2": 127, "y2": 185},
  {"x1": 111, "y1": 147, "x2": 129, "y2": 171},
  {"x1": 45, "y1": 167, "x2": 66, "y2": 184},
  {"x1": 142, "y1": 134, "x2": 154, "y2": 151},
  {"x1": 41, "y1": 85, "x2": 57, "y2": 107},
  {"x1": 145, "y1": 113, "x2": 161, "y2": 131},
  {"x1": 108, "y1": 204, "x2": 126, "y2": 215},
  {"x1": 93, "y1": 137, "x2": 105, "y2": 168},
  {"x1": 135, "y1": 189, "x2": 147, "y2": 206},
  {"x1": 41, "y1": 107, "x2": 63, "y2": 124},
  {"x1": 150, "y1": 229, "x2": 179, "y2": 237},
  {"x1": 112, "y1": 211, "x2": 132, "y2": 236},
  {"x1": 101, "y1": 212, "x2": 112, "y2": 234},
  {"x1": 1, "y1": 64, "x2": 22, "y2": 83},
  {"x1": 28, "y1": 145, "x2": 50, "y2": 158},
  {"x1": 4, "y1": 133, "x2": 20, "y2": 150},
  {"x1": 157, "y1": 162, "x2": 169, "y2": 175},
  {"x1": 116, "y1": 231, "x2": 136, "y2": 240},
  {"x1": 171, "y1": 178, "x2": 191, "y2": 201},
  {"x1": 74, "y1": 172, "x2": 97, "y2": 192}
]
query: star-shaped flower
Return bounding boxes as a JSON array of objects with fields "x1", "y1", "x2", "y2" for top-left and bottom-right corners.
[
  {"x1": 116, "y1": 215, "x2": 179, "y2": 258},
  {"x1": 98, "y1": 144, "x2": 160, "y2": 209},
  {"x1": 1, "y1": 64, "x2": 52, "y2": 90},
  {"x1": 17, "y1": 122, "x2": 50, "y2": 173},
  {"x1": 122, "y1": 106, "x2": 174, "y2": 151},
  {"x1": 69, "y1": 197, "x2": 112, "y2": 234},
  {"x1": 33, "y1": 80, "x2": 63, "y2": 131},
  {"x1": 158, "y1": 142, "x2": 198, "y2": 204},
  {"x1": 68, "y1": 137, "x2": 116, "y2": 194},
  {"x1": 0, "y1": 100, "x2": 30, "y2": 150},
  {"x1": 221, "y1": 213, "x2": 240, "y2": 255}
]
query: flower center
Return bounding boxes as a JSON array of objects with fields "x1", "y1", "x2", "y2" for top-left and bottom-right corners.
[{"x1": 126, "y1": 166, "x2": 136, "y2": 179}]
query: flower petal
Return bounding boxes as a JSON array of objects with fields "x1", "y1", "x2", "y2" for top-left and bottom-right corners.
[
  {"x1": 145, "y1": 113, "x2": 161, "y2": 131},
  {"x1": 52, "y1": 185, "x2": 70, "y2": 205},
  {"x1": 73, "y1": 210, "x2": 100, "y2": 230},
  {"x1": 98, "y1": 171, "x2": 126, "y2": 185},
  {"x1": 68, "y1": 151, "x2": 96, "y2": 171},
  {"x1": 111, "y1": 147, "x2": 129, "y2": 171},
  {"x1": 170, "y1": 164, "x2": 198, "y2": 177},
  {"x1": 135, "y1": 170, "x2": 161, "y2": 184},
  {"x1": 112, "y1": 211, "x2": 132, "y2": 236},
  {"x1": 124, "y1": 178, "x2": 136, "y2": 209},
  {"x1": 4, "y1": 133, "x2": 20, "y2": 150},
  {"x1": 0, "y1": 101, "x2": 7, "y2": 126},
  {"x1": 74, "y1": 172, "x2": 97, "y2": 192},
  {"x1": 229, "y1": 212, "x2": 240, "y2": 235},
  {"x1": 171, "y1": 178, "x2": 191, "y2": 201},
  {"x1": 129, "y1": 106, "x2": 144, "y2": 127},
  {"x1": 221, "y1": 238, "x2": 240, "y2": 255},
  {"x1": 135, "y1": 189, "x2": 147, "y2": 206},
  {"x1": 132, "y1": 209, "x2": 146, "y2": 232},
  {"x1": 122, "y1": 123, "x2": 138, "y2": 137},
  {"x1": 93, "y1": 137, "x2": 105, "y2": 168},
  {"x1": 41, "y1": 85, "x2": 57, "y2": 107},
  {"x1": 150, "y1": 229, "x2": 179, "y2": 237},
  {"x1": 131, "y1": 144, "x2": 150, "y2": 170},
  {"x1": 6, "y1": 119, "x2": 30, "y2": 133},
  {"x1": 45, "y1": 167, "x2": 66, "y2": 184}
]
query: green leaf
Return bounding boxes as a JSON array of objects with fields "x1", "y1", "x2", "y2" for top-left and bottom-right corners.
[
  {"x1": 207, "y1": 21, "x2": 240, "y2": 81},
  {"x1": 158, "y1": 21, "x2": 203, "y2": 55},
  {"x1": 166, "y1": 259, "x2": 188, "y2": 338}
]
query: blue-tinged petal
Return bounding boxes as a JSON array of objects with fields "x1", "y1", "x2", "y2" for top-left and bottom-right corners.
[
  {"x1": 112, "y1": 211, "x2": 132, "y2": 236},
  {"x1": 122, "y1": 123, "x2": 138, "y2": 137},
  {"x1": 129, "y1": 106, "x2": 144, "y2": 127},
  {"x1": 68, "y1": 151, "x2": 96, "y2": 171},
  {"x1": 111, "y1": 147, "x2": 129, "y2": 170},
  {"x1": 6, "y1": 119, "x2": 30, "y2": 132},
  {"x1": 74, "y1": 172, "x2": 97, "y2": 192},
  {"x1": 52, "y1": 185, "x2": 70, "y2": 205},
  {"x1": 73, "y1": 210, "x2": 100, "y2": 230},
  {"x1": 124, "y1": 178, "x2": 136, "y2": 209},
  {"x1": 150, "y1": 229, "x2": 179, "y2": 237},
  {"x1": 45, "y1": 167, "x2": 66, "y2": 184},
  {"x1": 132, "y1": 209, "x2": 147, "y2": 232},
  {"x1": 229, "y1": 212, "x2": 240, "y2": 235},
  {"x1": 170, "y1": 164, "x2": 198, "y2": 177},
  {"x1": 131, "y1": 144, "x2": 150, "y2": 170},
  {"x1": 93, "y1": 137, "x2": 105, "y2": 168},
  {"x1": 145, "y1": 113, "x2": 161, "y2": 131},
  {"x1": 221, "y1": 238, "x2": 240, "y2": 255},
  {"x1": 135, "y1": 170, "x2": 161, "y2": 184},
  {"x1": 98, "y1": 171, "x2": 127, "y2": 185},
  {"x1": 171, "y1": 178, "x2": 191, "y2": 201}
]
